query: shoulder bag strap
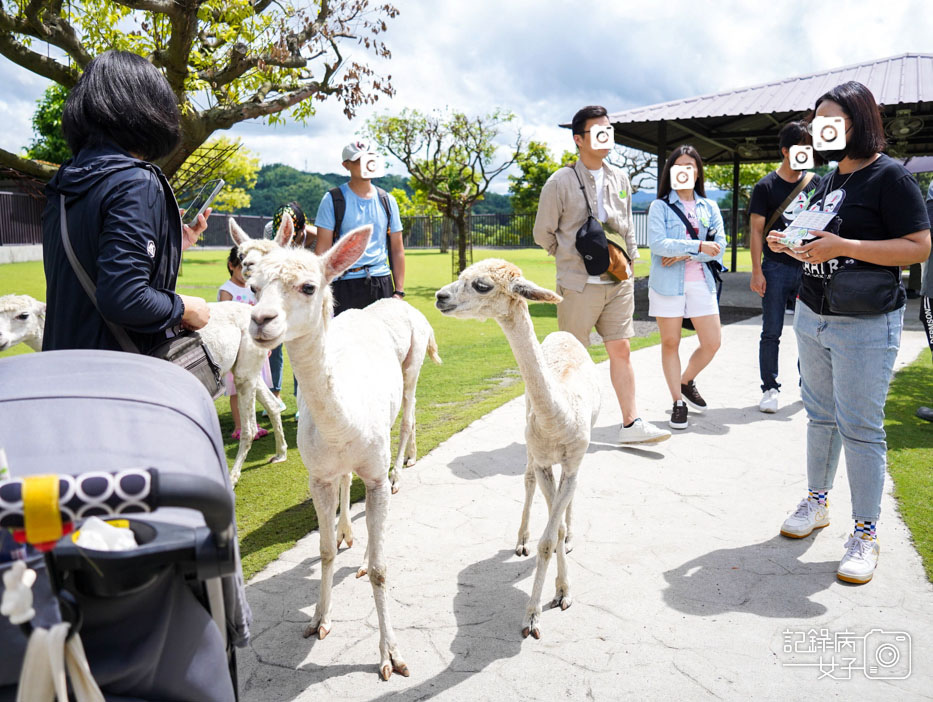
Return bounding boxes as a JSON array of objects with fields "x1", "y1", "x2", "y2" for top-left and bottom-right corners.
[
  {"x1": 663, "y1": 197, "x2": 700, "y2": 240},
  {"x1": 763, "y1": 171, "x2": 815, "y2": 235},
  {"x1": 329, "y1": 186, "x2": 346, "y2": 239},
  {"x1": 569, "y1": 164, "x2": 595, "y2": 219},
  {"x1": 59, "y1": 196, "x2": 140, "y2": 353}
]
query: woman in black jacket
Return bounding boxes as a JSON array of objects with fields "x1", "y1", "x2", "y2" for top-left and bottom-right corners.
[{"x1": 42, "y1": 50, "x2": 210, "y2": 353}]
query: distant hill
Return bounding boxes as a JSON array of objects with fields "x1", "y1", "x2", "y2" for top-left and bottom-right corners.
[{"x1": 239, "y1": 164, "x2": 512, "y2": 217}]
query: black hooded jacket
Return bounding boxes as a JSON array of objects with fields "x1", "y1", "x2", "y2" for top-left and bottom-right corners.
[{"x1": 42, "y1": 142, "x2": 185, "y2": 353}]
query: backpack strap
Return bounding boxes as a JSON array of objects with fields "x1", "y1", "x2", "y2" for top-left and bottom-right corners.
[
  {"x1": 375, "y1": 186, "x2": 397, "y2": 290},
  {"x1": 329, "y1": 186, "x2": 346, "y2": 239}
]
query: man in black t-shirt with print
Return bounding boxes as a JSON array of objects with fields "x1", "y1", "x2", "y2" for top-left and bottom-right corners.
[{"x1": 749, "y1": 121, "x2": 820, "y2": 413}]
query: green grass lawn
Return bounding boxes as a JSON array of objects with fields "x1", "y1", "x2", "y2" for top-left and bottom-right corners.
[{"x1": 884, "y1": 351, "x2": 933, "y2": 581}]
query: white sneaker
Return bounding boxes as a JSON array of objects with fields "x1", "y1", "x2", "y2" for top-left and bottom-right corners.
[
  {"x1": 759, "y1": 389, "x2": 779, "y2": 413},
  {"x1": 618, "y1": 418, "x2": 672, "y2": 445},
  {"x1": 780, "y1": 498, "x2": 830, "y2": 538},
  {"x1": 837, "y1": 534, "x2": 880, "y2": 584}
]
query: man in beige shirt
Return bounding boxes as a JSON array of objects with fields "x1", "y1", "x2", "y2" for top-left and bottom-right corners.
[{"x1": 534, "y1": 105, "x2": 670, "y2": 445}]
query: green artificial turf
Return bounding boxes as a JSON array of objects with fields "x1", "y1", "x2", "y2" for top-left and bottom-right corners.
[{"x1": 884, "y1": 351, "x2": 933, "y2": 582}]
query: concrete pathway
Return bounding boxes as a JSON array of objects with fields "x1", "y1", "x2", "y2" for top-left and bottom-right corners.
[{"x1": 240, "y1": 314, "x2": 932, "y2": 701}]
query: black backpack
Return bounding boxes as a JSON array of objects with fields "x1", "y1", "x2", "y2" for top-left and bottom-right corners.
[{"x1": 328, "y1": 186, "x2": 396, "y2": 283}]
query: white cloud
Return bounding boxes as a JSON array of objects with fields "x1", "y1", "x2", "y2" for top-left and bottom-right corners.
[{"x1": 2, "y1": 0, "x2": 931, "y2": 193}]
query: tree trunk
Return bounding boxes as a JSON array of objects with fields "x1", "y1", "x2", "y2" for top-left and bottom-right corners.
[
  {"x1": 439, "y1": 216, "x2": 450, "y2": 254},
  {"x1": 455, "y1": 213, "x2": 469, "y2": 274}
]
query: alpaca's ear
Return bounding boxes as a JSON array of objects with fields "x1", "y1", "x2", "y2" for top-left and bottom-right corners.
[
  {"x1": 274, "y1": 212, "x2": 294, "y2": 247},
  {"x1": 229, "y1": 217, "x2": 249, "y2": 246},
  {"x1": 511, "y1": 278, "x2": 562, "y2": 304},
  {"x1": 322, "y1": 225, "x2": 373, "y2": 284}
]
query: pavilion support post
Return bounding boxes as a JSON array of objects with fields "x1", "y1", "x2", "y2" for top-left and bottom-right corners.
[
  {"x1": 730, "y1": 153, "x2": 740, "y2": 273},
  {"x1": 657, "y1": 120, "x2": 667, "y2": 184}
]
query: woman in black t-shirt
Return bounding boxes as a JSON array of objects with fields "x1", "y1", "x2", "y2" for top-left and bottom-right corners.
[{"x1": 767, "y1": 81, "x2": 930, "y2": 585}]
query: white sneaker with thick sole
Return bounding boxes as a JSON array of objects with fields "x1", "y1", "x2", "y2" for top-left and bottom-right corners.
[
  {"x1": 759, "y1": 389, "x2": 779, "y2": 413},
  {"x1": 618, "y1": 418, "x2": 672, "y2": 445},
  {"x1": 780, "y1": 498, "x2": 830, "y2": 538},
  {"x1": 837, "y1": 534, "x2": 880, "y2": 584}
]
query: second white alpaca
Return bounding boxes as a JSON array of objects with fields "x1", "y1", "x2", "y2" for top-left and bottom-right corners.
[
  {"x1": 0, "y1": 295, "x2": 45, "y2": 352},
  {"x1": 435, "y1": 259, "x2": 600, "y2": 640}
]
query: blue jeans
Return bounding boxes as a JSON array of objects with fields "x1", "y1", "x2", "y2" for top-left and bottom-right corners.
[
  {"x1": 794, "y1": 302, "x2": 903, "y2": 522},
  {"x1": 759, "y1": 259, "x2": 802, "y2": 392},
  {"x1": 269, "y1": 344, "x2": 284, "y2": 393}
]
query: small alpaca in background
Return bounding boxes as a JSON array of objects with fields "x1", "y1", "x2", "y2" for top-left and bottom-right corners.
[{"x1": 0, "y1": 295, "x2": 45, "y2": 352}]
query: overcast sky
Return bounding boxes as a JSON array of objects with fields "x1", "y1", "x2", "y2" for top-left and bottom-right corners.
[{"x1": 1, "y1": 0, "x2": 930, "y2": 192}]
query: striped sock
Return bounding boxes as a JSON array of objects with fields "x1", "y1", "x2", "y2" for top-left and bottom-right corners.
[
  {"x1": 808, "y1": 489, "x2": 828, "y2": 506},
  {"x1": 854, "y1": 520, "x2": 877, "y2": 540}
]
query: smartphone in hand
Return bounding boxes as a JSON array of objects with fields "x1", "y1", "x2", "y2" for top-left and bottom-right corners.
[{"x1": 181, "y1": 179, "x2": 224, "y2": 227}]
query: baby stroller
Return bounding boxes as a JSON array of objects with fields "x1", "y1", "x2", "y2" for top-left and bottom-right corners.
[{"x1": 0, "y1": 350, "x2": 251, "y2": 702}]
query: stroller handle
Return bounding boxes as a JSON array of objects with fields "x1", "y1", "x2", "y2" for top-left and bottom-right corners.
[{"x1": 0, "y1": 468, "x2": 233, "y2": 546}]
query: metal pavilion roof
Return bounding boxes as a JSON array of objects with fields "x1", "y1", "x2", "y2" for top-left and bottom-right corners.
[{"x1": 580, "y1": 54, "x2": 933, "y2": 165}]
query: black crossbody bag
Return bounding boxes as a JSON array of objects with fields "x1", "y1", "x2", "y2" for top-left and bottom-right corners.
[{"x1": 59, "y1": 197, "x2": 224, "y2": 399}]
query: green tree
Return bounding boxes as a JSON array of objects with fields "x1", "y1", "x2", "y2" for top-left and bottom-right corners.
[
  {"x1": 25, "y1": 83, "x2": 70, "y2": 164},
  {"x1": 391, "y1": 184, "x2": 439, "y2": 217},
  {"x1": 508, "y1": 140, "x2": 559, "y2": 214},
  {"x1": 705, "y1": 162, "x2": 778, "y2": 212},
  {"x1": 366, "y1": 108, "x2": 522, "y2": 272},
  {"x1": 1, "y1": 0, "x2": 398, "y2": 180}
]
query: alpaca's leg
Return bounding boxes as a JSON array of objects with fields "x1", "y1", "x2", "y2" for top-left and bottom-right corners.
[
  {"x1": 522, "y1": 467, "x2": 578, "y2": 639},
  {"x1": 551, "y1": 470, "x2": 575, "y2": 610},
  {"x1": 303, "y1": 479, "x2": 339, "y2": 640},
  {"x1": 336, "y1": 472, "x2": 354, "y2": 549},
  {"x1": 256, "y1": 382, "x2": 287, "y2": 464},
  {"x1": 515, "y1": 460, "x2": 538, "y2": 557},
  {"x1": 563, "y1": 496, "x2": 574, "y2": 554},
  {"x1": 364, "y1": 476, "x2": 409, "y2": 680},
  {"x1": 390, "y1": 351, "x2": 425, "y2": 493},
  {"x1": 228, "y1": 381, "x2": 257, "y2": 486}
]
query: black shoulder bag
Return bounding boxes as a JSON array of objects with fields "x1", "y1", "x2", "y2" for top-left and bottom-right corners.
[
  {"x1": 568, "y1": 166, "x2": 610, "y2": 275},
  {"x1": 59, "y1": 197, "x2": 224, "y2": 399}
]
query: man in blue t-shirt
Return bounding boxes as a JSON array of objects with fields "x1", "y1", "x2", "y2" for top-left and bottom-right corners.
[{"x1": 314, "y1": 140, "x2": 406, "y2": 314}]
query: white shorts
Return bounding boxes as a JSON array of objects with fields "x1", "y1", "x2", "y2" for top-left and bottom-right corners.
[{"x1": 649, "y1": 281, "x2": 719, "y2": 318}]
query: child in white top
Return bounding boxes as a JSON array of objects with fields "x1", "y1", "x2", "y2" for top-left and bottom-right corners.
[{"x1": 218, "y1": 246, "x2": 272, "y2": 440}]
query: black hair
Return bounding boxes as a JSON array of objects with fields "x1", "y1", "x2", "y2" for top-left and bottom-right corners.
[
  {"x1": 272, "y1": 202, "x2": 306, "y2": 232},
  {"x1": 571, "y1": 105, "x2": 608, "y2": 136},
  {"x1": 811, "y1": 81, "x2": 886, "y2": 159},
  {"x1": 62, "y1": 50, "x2": 180, "y2": 161},
  {"x1": 656, "y1": 144, "x2": 706, "y2": 200},
  {"x1": 778, "y1": 120, "x2": 809, "y2": 153},
  {"x1": 227, "y1": 246, "x2": 240, "y2": 276}
]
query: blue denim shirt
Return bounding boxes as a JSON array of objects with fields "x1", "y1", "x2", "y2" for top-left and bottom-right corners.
[{"x1": 647, "y1": 191, "x2": 726, "y2": 296}]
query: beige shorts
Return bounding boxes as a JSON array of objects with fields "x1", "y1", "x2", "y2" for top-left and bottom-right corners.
[{"x1": 557, "y1": 279, "x2": 635, "y2": 347}]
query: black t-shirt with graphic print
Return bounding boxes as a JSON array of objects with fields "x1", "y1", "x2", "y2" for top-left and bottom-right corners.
[
  {"x1": 799, "y1": 153, "x2": 930, "y2": 316},
  {"x1": 749, "y1": 170, "x2": 821, "y2": 266}
]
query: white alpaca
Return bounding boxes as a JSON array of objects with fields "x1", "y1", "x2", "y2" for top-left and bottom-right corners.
[
  {"x1": 198, "y1": 301, "x2": 288, "y2": 485},
  {"x1": 0, "y1": 295, "x2": 45, "y2": 352},
  {"x1": 435, "y1": 259, "x2": 600, "y2": 640},
  {"x1": 247, "y1": 225, "x2": 437, "y2": 680}
]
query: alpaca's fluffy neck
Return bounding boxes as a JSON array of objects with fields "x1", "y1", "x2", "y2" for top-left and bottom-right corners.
[
  {"x1": 496, "y1": 304, "x2": 564, "y2": 421},
  {"x1": 285, "y1": 316, "x2": 355, "y2": 441}
]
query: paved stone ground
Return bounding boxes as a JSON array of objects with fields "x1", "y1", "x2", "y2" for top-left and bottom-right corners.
[{"x1": 240, "y1": 301, "x2": 932, "y2": 701}]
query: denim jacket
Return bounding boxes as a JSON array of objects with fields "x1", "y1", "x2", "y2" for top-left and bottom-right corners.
[{"x1": 647, "y1": 190, "x2": 726, "y2": 296}]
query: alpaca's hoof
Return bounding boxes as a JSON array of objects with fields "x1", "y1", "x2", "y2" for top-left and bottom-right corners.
[
  {"x1": 318, "y1": 625, "x2": 330, "y2": 640},
  {"x1": 550, "y1": 593, "x2": 572, "y2": 611},
  {"x1": 391, "y1": 484, "x2": 400, "y2": 495},
  {"x1": 345, "y1": 537, "x2": 354, "y2": 548},
  {"x1": 356, "y1": 566, "x2": 367, "y2": 579},
  {"x1": 380, "y1": 664, "x2": 392, "y2": 681},
  {"x1": 303, "y1": 620, "x2": 330, "y2": 639},
  {"x1": 392, "y1": 658, "x2": 410, "y2": 677},
  {"x1": 563, "y1": 535, "x2": 574, "y2": 554},
  {"x1": 521, "y1": 625, "x2": 541, "y2": 639},
  {"x1": 404, "y1": 457, "x2": 417, "y2": 467},
  {"x1": 268, "y1": 454, "x2": 287, "y2": 464},
  {"x1": 515, "y1": 534, "x2": 530, "y2": 557}
]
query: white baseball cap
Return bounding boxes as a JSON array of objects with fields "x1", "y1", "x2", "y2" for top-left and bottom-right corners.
[{"x1": 341, "y1": 140, "x2": 370, "y2": 163}]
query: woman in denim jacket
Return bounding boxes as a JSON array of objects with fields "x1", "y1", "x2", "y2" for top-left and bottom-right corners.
[{"x1": 647, "y1": 145, "x2": 726, "y2": 430}]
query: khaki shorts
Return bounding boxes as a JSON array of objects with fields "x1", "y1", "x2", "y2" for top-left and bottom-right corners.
[{"x1": 557, "y1": 279, "x2": 635, "y2": 347}]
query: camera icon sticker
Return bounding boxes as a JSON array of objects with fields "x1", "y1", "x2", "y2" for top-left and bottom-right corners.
[
  {"x1": 360, "y1": 152, "x2": 385, "y2": 180},
  {"x1": 670, "y1": 165, "x2": 696, "y2": 192},
  {"x1": 812, "y1": 115, "x2": 847, "y2": 151},
  {"x1": 589, "y1": 124, "x2": 614, "y2": 150},
  {"x1": 790, "y1": 145, "x2": 814, "y2": 171}
]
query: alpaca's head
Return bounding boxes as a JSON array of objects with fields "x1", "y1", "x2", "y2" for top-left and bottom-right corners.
[
  {"x1": 0, "y1": 294, "x2": 46, "y2": 352},
  {"x1": 434, "y1": 259, "x2": 561, "y2": 321},
  {"x1": 228, "y1": 213, "x2": 296, "y2": 278},
  {"x1": 247, "y1": 224, "x2": 373, "y2": 349}
]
